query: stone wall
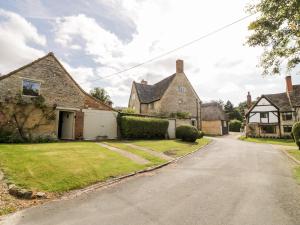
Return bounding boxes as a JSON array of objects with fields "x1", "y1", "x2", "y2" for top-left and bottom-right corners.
[
  {"x1": 202, "y1": 120, "x2": 222, "y2": 136},
  {"x1": 128, "y1": 84, "x2": 141, "y2": 113}
]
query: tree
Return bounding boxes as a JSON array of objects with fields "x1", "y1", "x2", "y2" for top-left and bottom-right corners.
[
  {"x1": 224, "y1": 100, "x2": 243, "y2": 121},
  {"x1": 246, "y1": 0, "x2": 300, "y2": 75},
  {"x1": 90, "y1": 87, "x2": 112, "y2": 104}
]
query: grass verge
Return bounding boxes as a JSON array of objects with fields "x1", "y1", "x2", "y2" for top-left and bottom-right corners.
[
  {"x1": 239, "y1": 136, "x2": 296, "y2": 146},
  {"x1": 128, "y1": 138, "x2": 211, "y2": 157},
  {"x1": 0, "y1": 142, "x2": 145, "y2": 192}
]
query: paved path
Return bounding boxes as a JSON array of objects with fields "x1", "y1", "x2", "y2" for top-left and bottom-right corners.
[
  {"x1": 2, "y1": 136, "x2": 300, "y2": 225},
  {"x1": 97, "y1": 143, "x2": 150, "y2": 165},
  {"x1": 125, "y1": 143, "x2": 174, "y2": 161}
]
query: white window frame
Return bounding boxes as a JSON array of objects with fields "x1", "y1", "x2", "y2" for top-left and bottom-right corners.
[{"x1": 21, "y1": 79, "x2": 41, "y2": 97}]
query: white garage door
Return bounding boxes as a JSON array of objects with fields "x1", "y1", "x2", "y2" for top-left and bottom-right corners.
[{"x1": 83, "y1": 109, "x2": 118, "y2": 140}]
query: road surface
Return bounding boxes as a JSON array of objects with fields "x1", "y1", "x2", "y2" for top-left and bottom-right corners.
[{"x1": 1, "y1": 136, "x2": 300, "y2": 225}]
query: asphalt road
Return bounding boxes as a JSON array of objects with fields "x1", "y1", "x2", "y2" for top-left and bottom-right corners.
[{"x1": 2, "y1": 136, "x2": 300, "y2": 225}]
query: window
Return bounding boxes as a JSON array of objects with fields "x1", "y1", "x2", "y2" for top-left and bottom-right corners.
[
  {"x1": 260, "y1": 112, "x2": 268, "y2": 119},
  {"x1": 177, "y1": 86, "x2": 186, "y2": 93},
  {"x1": 283, "y1": 126, "x2": 292, "y2": 133},
  {"x1": 261, "y1": 125, "x2": 276, "y2": 134},
  {"x1": 22, "y1": 79, "x2": 40, "y2": 96},
  {"x1": 282, "y1": 112, "x2": 293, "y2": 121}
]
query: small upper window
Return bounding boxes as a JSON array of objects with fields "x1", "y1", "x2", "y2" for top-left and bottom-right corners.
[
  {"x1": 177, "y1": 86, "x2": 186, "y2": 93},
  {"x1": 22, "y1": 80, "x2": 40, "y2": 96},
  {"x1": 282, "y1": 112, "x2": 292, "y2": 121},
  {"x1": 260, "y1": 112, "x2": 268, "y2": 119}
]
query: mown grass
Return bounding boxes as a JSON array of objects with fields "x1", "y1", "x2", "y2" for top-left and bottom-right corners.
[
  {"x1": 129, "y1": 138, "x2": 211, "y2": 157},
  {"x1": 239, "y1": 136, "x2": 296, "y2": 146},
  {"x1": 0, "y1": 142, "x2": 145, "y2": 192},
  {"x1": 104, "y1": 141, "x2": 167, "y2": 166}
]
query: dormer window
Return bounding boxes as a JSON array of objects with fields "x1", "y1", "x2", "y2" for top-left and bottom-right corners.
[{"x1": 22, "y1": 79, "x2": 41, "y2": 96}]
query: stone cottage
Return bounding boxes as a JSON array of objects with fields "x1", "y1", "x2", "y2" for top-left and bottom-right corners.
[
  {"x1": 201, "y1": 102, "x2": 229, "y2": 136},
  {"x1": 128, "y1": 60, "x2": 201, "y2": 129},
  {"x1": 0, "y1": 52, "x2": 115, "y2": 141}
]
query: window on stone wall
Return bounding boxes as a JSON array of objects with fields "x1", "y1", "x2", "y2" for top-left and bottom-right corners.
[
  {"x1": 282, "y1": 112, "x2": 293, "y2": 121},
  {"x1": 22, "y1": 79, "x2": 41, "y2": 96},
  {"x1": 261, "y1": 125, "x2": 276, "y2": 134},
  {"x1": 177, "y1": 86, "x2": 186, "y2": 93},
  {"x1": 283, "y1": 125, "x2": 292, "y2": 133}
]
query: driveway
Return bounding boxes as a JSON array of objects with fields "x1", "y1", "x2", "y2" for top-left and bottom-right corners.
[{"x1": 1, "y1": 136, "x2": 300, "y2": 225}]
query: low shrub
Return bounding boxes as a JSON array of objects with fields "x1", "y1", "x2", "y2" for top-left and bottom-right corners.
[
  {"x1": 120, "y1": 116, "x2": 169, "y2": 139},
  {"x1": 229, "y1": 120, "x2": 242, "y2": 132},
  {"x1": 292, "y1": 122, "x2": 300, "y2": 150},
  {"x1": 176, "y1": 125, "x2": 200, "y2": 142},
  {"x1": 198, "y1": 131, "x2": 204, "y2": 139}
]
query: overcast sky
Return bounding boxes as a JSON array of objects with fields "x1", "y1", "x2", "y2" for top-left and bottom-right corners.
[{"x1": 0, "y1": 0, "x2": 299, "y2": 107}]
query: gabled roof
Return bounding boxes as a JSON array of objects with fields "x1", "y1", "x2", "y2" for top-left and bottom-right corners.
[
  {"x1": 264, "y1": 93, "x2": 292, "y2": 111},
  {"x1": 0, "y1": 52, "x2": 114, "y2": 110},
  {"x1": 134, "y1": 74, "x2": 176, "y2": 103},
  {"x1": 201, "y1": 102, "x2": 228, "y2": 121}
]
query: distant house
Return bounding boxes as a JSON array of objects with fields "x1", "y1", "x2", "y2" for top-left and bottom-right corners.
[
  {"x1": 128, "y1": 60, "x2": 201, "y2": 128},
  {"x1": 245, "y1": 76, "x2": 298, "y2": 138},
  {"x1": 0, "y1": 52, "x2": 117, "y2": 140},
  {"x1": 201, "y1": 102, "x2": 229, "y2": 136}
]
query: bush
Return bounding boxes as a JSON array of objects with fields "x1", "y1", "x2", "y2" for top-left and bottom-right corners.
[
  {"x1": 198, "y1": 131, "x2": 204, "y2": 139},
  {"x1": 292, "y1": 122, "x2": 300, "y2": 150},
  {"x1": 229, "y1": 120, "x2": 242, "y2": 132},
  {"x1": 120, "y1": 116, "x2": 169, "y2": 139},
  {"x1": 176, "y1": 125, "x2": 200, "y2": 142}
]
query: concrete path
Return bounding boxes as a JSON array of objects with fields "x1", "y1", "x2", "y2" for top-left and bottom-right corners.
[
  {"x1": 2, "y1": 136, "x2": 300, "y2": 225},
  {"x1": 97, "y1": 143, "x2": 150, "y2": 165},
  {"x1": 125, "y1": 143, "x2": 173, "y2": 161}
]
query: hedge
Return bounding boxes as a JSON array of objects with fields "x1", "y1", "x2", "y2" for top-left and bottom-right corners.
[
  {"x1": 292, "y1": 122, "x2": 300, "y2": 150},
  {"x1": 229, "y1": 119, "x2": 242, "y2": 132},
  {"x1": 120, "y1": 116, "x2": 169, "y2": 139},
  {"x1": 176, "y1": 125, "x2": 202, "y2": 142}
]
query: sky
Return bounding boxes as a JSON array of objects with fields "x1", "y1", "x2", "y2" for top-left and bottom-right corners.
[{"x1": 0, "y1": 0, "x2": 299, "y2": 107}]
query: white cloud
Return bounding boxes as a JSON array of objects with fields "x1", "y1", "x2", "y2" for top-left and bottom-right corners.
[{"x1": 0, "y1": 9, "x2": 46, "y2": 74}]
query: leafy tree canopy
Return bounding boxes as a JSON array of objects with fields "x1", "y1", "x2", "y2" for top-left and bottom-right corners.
[
  {"x1": 90, "y1": 87, "x2": 112, "y2": 104},
  {"x1": 246, "y1": 0, "x2": 300, "y2": 75}
]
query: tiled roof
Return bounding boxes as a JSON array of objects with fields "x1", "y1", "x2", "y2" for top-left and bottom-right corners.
[
  {"x1": 201, "y1": 102, "x2": 228, "y2": 121},
  {"x1": 264, "y1": 93, "x2": 292, "y2": 111},
  {"x1": 134, "y1": 74, "x2": 176, "y2": 103}
]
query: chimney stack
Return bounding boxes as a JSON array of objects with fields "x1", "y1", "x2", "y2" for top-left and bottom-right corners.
[
  {"x1": 286, "y1": 76, "x2": 293, "y2": 93},
  {"x1": 141, "y1": 79, "x2": 148, "y2": 85},
  {"x1": 247, "y1": 92, "x2": 252, "y2": 108},
  {"x1": 176, "y1": 59, "x2": 184, "y2": 73}
]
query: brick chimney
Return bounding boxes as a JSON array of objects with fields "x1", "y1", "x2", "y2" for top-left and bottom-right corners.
[
  {"x1": 141, "y1": 79, "x2": 148, "y2": 85},
  {"x1": 176, "y1": 59, "x2": 184, "y2": 73},
  {"x1": 286, "y1": 76, "x2": 293, "y2": 93},
  {"x1": 247, "y1": 92, "x2": 252, "y2": 108}
]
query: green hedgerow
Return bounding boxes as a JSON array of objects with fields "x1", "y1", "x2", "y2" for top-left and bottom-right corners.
[{"x1": 120, "y1": 116, "x2": 169, "y2": 139}]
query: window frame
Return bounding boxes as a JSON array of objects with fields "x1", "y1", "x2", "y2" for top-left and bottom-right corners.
[
  {"x1": 283, "y1": 125, "x2": 292, "y2": 133},
  {"x1": 177, "y1": 86, "x2": 186, "y2": 93},
  {"x1": 282, "y1": 112, "x2": 293, "y2": 121},
  {"x1": 22, "y1": 79, "x2": 41, "y2": 97},
  {"x1": 260, "y1": 125, "x2": 276, "y2": 134}
]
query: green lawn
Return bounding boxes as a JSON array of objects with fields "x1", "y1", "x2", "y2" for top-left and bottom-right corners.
[
  {"x1": 288, "y1": 149, "x2": 300, "y2": 183},
  {"x1": 0, "y1": 142, "x2": 145, "y2": 192},
  {"x1": 104, "y1": 141, "x2": 167, "y2": 166},
  {"x1": 0, "y1": 138, "x2": 210, "y2": 193},
  {"x1": 239, "y1": 136, "x2": 296, "y2": 146},
  {"x1": 128, "y1": 138, "x2": 211, "y2": 157}
]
